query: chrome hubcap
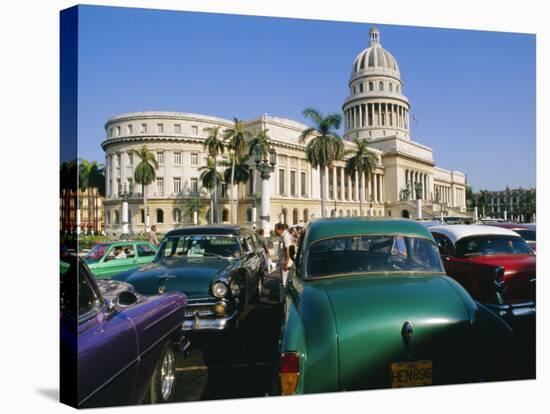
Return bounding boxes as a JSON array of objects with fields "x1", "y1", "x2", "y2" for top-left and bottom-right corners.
[{"x1": 160, "y1": 348, "x2": 175, "y2": 401}]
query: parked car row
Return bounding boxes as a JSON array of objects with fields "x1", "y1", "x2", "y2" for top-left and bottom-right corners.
[{"x1": 61, "y1": 217, "x2": 535, "y2": 405}]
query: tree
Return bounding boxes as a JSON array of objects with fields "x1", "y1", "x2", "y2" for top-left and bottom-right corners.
[
  {"x1": 60, "y1": 160, "x2": 78, "y2": 232},
  {"x1": 465, "y1": 185, "x2": 473, "y2": 210},
  {"x1": 181, "y1": 196, "x2": 206, "y2": 224},
  {"x1": 344, "y1": 138, "x2": 377, "y2": 216},
  {"x1": 478, "y1": 189, "x2": 490, "y2": 217},
  {"x1": 78, "y1": 159, "x2": 93, "y2": 233},
  {"x1": 131, "y1": 146, "x2": 158, "y2": 232},
  {"x1": 222, "y1": 155, "x2": 251, "y2": 223},
  {"x1": 203, "y1": 126, "x2": 225, "y2": 223},
  {"x1": 299, "y1": 108, "x2": 344, "y2": 218},
  {"x1": 223, "y1": 118, "x2": 250, "y2": 224},
  {"x1": 199, "y1": 157, "x2": 223, "y2": 223},
  {"x1": 88, "y1": 161, "x2": 104, "y2": 232}
]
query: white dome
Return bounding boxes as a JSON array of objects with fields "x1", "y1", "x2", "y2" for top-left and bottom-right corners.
[{"x1": 352, "y1": 27, "x2": 400, "y2": 78}]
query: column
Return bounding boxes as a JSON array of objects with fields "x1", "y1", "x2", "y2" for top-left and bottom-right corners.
[
  {"x1": 105, "y1": 154, "x2": 111, "y2": 198},
  {"x1": 332, "y1": 167, "x2": 337, "y2": 200},
  {"x1": 359, "y1": 105, "x2": 363, "y2": 128},
  {"x1": 380, "y1": 174, "x2": 384, "y2": 202},
  {"x1": 340, "y1": 167, "x2": 345, "y2": 200}
]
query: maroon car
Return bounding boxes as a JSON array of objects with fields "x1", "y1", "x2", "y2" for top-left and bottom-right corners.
[
  {"x1": 481, "y1": 222, "x2": 536, "y2": 253},
  {"x1": 429, "y1": 225, "x2": 535, "y2": 320}
]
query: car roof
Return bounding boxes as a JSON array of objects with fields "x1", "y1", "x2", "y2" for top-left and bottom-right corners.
[
  {"x1": 304, "y1": 218, "x2": 434, "y2": 248},
  {"x1": 429, "y1": 224, "x2": 521, "y2": 243},
  {"x1": 165, "y1": 224, "x2": 254, "y2": 237},
  {"x1": 100, "y1": 241, "x2": 151, "y2": 246}
]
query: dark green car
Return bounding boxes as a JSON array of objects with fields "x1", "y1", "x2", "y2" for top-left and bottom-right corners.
[
  {"x1": 278, "y1": 218, "x2": 513, "y2": 395},
  {"x1": 112, "y1": 225, "x2": 268, "y2": 332},
  {"x1": 84, "y1": 241, "x2": 158, "y2": 278}
]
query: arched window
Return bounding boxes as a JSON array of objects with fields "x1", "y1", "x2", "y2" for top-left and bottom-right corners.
[
  {"x1": 401, "y1": 210, "x2": 410, "y2": 218},
  {"x1": 106, "y1": 211, "x2": 111, "y2": 225},
  {"x1": 222, "y1": 209, "x2": 229, "y2": 222},
  {"x1": 156, "y1": 208, "x2": 164, "y2": 223},
  {"x1": 368, "y1": 81, "x2": 374, "y2": 91},
  {"x1": 246, "y1": 208, "x2": 252, "y2": 223},
  {"x1": 303, "y1": 209, "x2": 309, "y2": 223},
  {"x1": 281, "y1": 208, "x2": 288, "y2": 224},
  {"x1": 173, "y1": 208, "x2": 181, "y2": 223},
  {"x1": 114, "y1": 210, "x2": 120, "y2": 225},
  {"x1": 205, "y1": 208, "x2": 211, "y2": 223},
  {"x1": 359, "y1": 83, "x2": 364, "y2": 93},
  {"x1": 396, "y1": 85, "x2": 400, "y2": 93},
  {"x1": 140, "y1": 209, "x2": 145, "y2": 224},
  {"x1": 346, "y1": 210, "x2": 351, "y2": 217},
  {"x1": 293, "y1": 208, "x2": 299, "y2": 225},
  {"x1": 339, "y1": 209, "x2": 343, "y2": 217},
  {"x1": 389, "y1": 83, "x2": 393, "y2": 92},
  {"x1": 379, "y1": 81, "x2": 384, "y2": 91}
]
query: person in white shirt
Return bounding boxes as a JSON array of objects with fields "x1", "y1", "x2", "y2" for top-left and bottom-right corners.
[{"x1": 275, "y1": 222, "x2": 292, "y2": 288}]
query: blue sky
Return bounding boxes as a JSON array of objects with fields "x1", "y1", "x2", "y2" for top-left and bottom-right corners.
[{"x1": 76, "y1": 5, "x2": 536, "y2": 192}]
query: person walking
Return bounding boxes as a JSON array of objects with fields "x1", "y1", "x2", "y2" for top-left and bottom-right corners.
[
  {"x1": 149, "y1": 224, "x2": 160, "y2": 247},
  {"x1": 274, "y1": 223, "x2": 292, "y2": 293}
]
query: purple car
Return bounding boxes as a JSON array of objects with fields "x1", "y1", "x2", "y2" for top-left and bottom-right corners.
[{"x1": 60, "y1": 257, "x2": 189, "y2": 408}]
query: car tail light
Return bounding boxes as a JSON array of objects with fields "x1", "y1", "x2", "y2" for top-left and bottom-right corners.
[{"x1": 280, "y1": 352, "x2": 299, "y2": 395}]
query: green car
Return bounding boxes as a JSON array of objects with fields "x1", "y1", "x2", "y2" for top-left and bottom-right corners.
[
  {"x1": 278, "y1": 218, "x2": 513, "y2": 395},
  {"x1": 84, "y1": 241, "x2": 158, "y2": 278}
]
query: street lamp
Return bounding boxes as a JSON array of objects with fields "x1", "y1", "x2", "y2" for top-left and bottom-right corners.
[
  {"x1": 255, "y1": 144, "x2": 277, "y2": 233},
  {"x1": 415, "y1": 181, "x2": 423, "y2": 220}
]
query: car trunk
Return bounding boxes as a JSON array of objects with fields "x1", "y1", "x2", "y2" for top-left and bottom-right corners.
[{"x1": 320, "y1": 274, "x2": 478, "y2": 390}]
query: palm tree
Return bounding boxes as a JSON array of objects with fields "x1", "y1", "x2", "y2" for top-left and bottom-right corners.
[
  {"x1": 199, "y1": 157, "x2": 223, "y2": 223},
  {"x1": 345, "y1": 138, "x2": 378, "y2": 216},
  {"x1": 223, "y1": 155, "x2": 251, "y2": 224},
  {"x1": 131, "y1": 145, "x2": 158, "y2": 232},
  {"x1": 479, "y1": 189, "x2": 490, "y2": 217},
  {"x1": 223, "y1": 118, "x2": 250, "y2": 224},
  {"x1": 181, "y1": 196, "x2": 206, "y2": 224},
  {"x1": 203, "y1": 126, "x2": 225, "y2": 223},
  {"x1": 299, "y1": 108, "x2": 344, "y2": 218}
]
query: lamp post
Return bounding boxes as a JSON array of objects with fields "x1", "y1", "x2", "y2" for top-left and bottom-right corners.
[
  {"x1": 254, "y1": 144, "x2": 277, "y2": 233},
  {"x1": 121, "y1": 184, "x2": 129, "y2": 240}
]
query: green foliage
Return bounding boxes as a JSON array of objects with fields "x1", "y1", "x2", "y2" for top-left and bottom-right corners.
[
  {"x1": 199, "y1": 157, "x2": 223, "y2": 190},
  {"x1": 131, "y1": 145, "x2": 158, "y2": 186},
  {"x1": 345, "y1": 138, "x2": 377, "y2": 178},
  {"x1": 203, "y1": 126, "x2": 225, "y2": 158},
  {"x1": 248, "y1": 129, "x2": 272, "y2": 160},
  {"x1": 224, "y1": 118, "x2": 250, "y2": 158},
  {"x1": 181, "y1": 196, "x2": 207, "y2": 220},
  {"x1": 299, "y1": 108, "x2": 344, "y2": 169}
]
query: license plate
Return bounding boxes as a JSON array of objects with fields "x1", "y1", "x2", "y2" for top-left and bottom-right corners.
[{"x1": 391, "y1": 360, "x2": 433, "y2": 388}]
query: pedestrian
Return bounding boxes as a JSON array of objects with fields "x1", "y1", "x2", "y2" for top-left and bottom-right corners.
[
  {"x1": 257, "y1": 228, "x2": 270, "y2": 257},
  {"x1": 274, "y1": 222, "x2": 292, "y2": 290},
  {"x1": 149, "y1": 224, "x2": 160, "y2": 247}
]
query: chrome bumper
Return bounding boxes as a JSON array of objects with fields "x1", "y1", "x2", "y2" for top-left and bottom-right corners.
[
  {"x1": 487, "y1": 301, "x2": 535, "y2": 318},
  {"x1": 182, "y1": 310, "x2": 239, "y2": 332}
]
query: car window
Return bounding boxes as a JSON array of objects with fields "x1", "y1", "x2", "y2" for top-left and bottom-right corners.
[
  {"x1": 306, "y1": 235, "x2": 443, "y2": 278},
  {"x1": 241, "y1": 235, "x2": 255, "y2": 253},
  {"x1": 137, "y1": 243, "x2": 156, "y2": 257},
  {"x1": 85, "y1": 244, "x2": 108, "y2": 262},
  {"x1": 514, "y1": 229, "x2": 536, "y2": 242},
  {"x1": 432, "y1": 233, "x2": 454, "y2": 257},
  {"x1": 78, "y1": 262, "x2": 103, "y2": 318},
  {"x1": 455, "y1": 235, "x2": 532, "y2": 257},
  {"x1": 105, "y1": 244, "x2": 135, "y2": 260},
  {"x1": 159, "y1": 235, "x2": 241, "y2": 258}
]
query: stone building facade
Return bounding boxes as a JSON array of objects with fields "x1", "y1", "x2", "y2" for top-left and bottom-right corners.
[{"x1": 101, "y1": 27, "x2": 468, "y2": 235}]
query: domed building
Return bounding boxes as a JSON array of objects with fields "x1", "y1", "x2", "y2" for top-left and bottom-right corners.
[{"x1": 101, "y1": 27, "x2": 467, "y2": 236}]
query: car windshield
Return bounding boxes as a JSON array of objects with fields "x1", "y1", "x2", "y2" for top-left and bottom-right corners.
[
  {"x1": 306, "y1": 235, "x2": 443, "y2": 278},
  {"x1": 513, "y1": 229, "x2": 536, "y2": 242},
  {"x1": 455, "y1": 235, "x2": 532, "y2": 257},
  {"x1": 158, "y1": 235, "x2": 241, "y2": 259},
  {"x1": 84, "y1": 244, "x2": 109, "y2": 262}
]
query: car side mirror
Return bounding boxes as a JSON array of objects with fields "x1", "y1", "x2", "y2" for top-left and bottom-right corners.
[{"x1": 107, "y1": 290, "x2": 138, "y2": 319}]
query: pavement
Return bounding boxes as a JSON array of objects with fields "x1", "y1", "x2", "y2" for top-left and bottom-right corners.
[{"x1": 172, "y1": 271, "x2": 283, "y2": 402}]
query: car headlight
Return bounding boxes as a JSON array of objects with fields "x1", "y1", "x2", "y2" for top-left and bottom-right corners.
[{"x1": 212, "y1": 281, "x2": 228, "y2": 298}]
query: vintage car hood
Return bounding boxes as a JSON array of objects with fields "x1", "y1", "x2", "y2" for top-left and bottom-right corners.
[
  {"x1": 311, "y1": 274, "x2": 477, "y2": 389},
  {"x1": 95, "y1": 279, "x2": 141, "y2": 302},
  {"x1": 113, "y1": 257, "x2": 234, "y2": 299}
]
